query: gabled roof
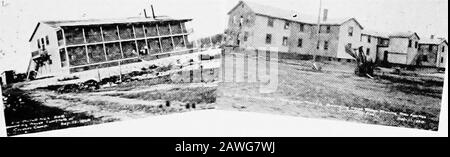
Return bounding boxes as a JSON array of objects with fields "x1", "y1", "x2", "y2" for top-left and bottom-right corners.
[
  {"x1": 389, "y1": 31, "x2": 420, "y2": 40},
  {"x1": 29, "y1": 16, "x2": 192, "y2": 42},
  {"x1": 419, "y1": 38, "x2": 448, "y2": 45},
  {"x1": 361, "y1": 29, "x2": 388, "y2": 39},
  {"x1": 228, "y1": 0, "x2": 363, "y2": 28}
]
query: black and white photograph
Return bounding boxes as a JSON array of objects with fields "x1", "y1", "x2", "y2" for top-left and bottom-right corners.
[{"x1": 0, "y1": 0, "x2": 448, "y2": 137}]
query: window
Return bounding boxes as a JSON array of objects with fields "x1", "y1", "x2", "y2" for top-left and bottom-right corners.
[
  {"x1": 243, "y1": 31, "x2": 249, "y2": 42},
  {"x1": 239, "y1": 16, "x2": 244, "y2": 27},
  {"x1": 265, "y1": 34, "x2": 272, "y2": 44},
  {"x1": 268, "y1": 18, "x2": 274, "y2": 27},
  {"x1": 297, "y1": 38, "x2": 303, "y2": 47},
  {"x1": 282, "y1": 37, "x2": 288, "y2": 46},
  {"x1": 41, "y1": 38, "x2": 45, "y2": 50},
  {"x1": 441, "y1": 57, "x2": 445, "y2": 63},
  {"x1": 284, "y1": 21, "x2": 290, "y2": 29},
  {"x1": 326, "y1": 26, "x2": 331, "y2": 33},
  {"x1": 366, "y1": 48, "x2": 370, "y2": 55},
  {"x1": 324, "y1": 41, "x2": 329, "y2": 50},
  {"x1": 415, "y1": 41, "x2": 418, "y2": 48},
  {"x1": 368, "y1": 36, "x2": 371, "y2": 43},
  {"x1": 422, "y1": 55, "x2": 428, "y2": 62},
  {"x1": 443, "y1": 46, "x2": 445, "y2": 52},
  {"x1": 428, "y1": 45, "x2": 433, "y2": 52},
  {"x1": 348, "y1": 27, "x2": 354, "y2": 36},
  {"x1": 299, "y1": 24, "x2": 304, "y2": 32},
  {"x1": 45, "y1": 36, "x2": 50, "y2": 45},
  {"x1": 408, "y1": 40, "x2": 412, "y2": 48},
  {"x1": 316, "y1": 40, "x2": 320, "y2": 49},
  {"x1": 37, "y1": 40, "x2": 41, "y2": 49}
]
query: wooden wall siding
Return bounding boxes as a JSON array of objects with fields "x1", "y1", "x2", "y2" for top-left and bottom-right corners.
[
  {"x1": 87, "y1": 44, "x2": 106, "y2": 63},
  {"x1": 145, "y1": 24, "x2": 158, "y2": 37},
  {"x1": 121, "y1": 41, "x2": 138, "y2": 58},
  {"x1": 118, "y1": 24, "x2": 134, "y2": 40},
  {"x1": 102, "y1": 25, "x2": 119, "y2": 41},
  {"x1": 147, "y1": 39, "x2": 161, "y2": 54},
  {"x1": 134, "y1": 24, "x2": 146, "y2": 38},
  {"x1": 84, "y1": 26, "x2": 102, "y2": 43},
  {"x1": 158, "y1": 23, "x2": 171, "y2": 36},
  {"x1": 67, "y1": 46, "x2": 88, "y2": 66},
  {"x1": 105, "y1": 42, "x2": 122, "y2": 60},
  {"x1": 161, "y1": 37, "x2": 173, "y2": 52},
  {"x1": 64, "y1": 27, "x2": 84, "y2": 45}
]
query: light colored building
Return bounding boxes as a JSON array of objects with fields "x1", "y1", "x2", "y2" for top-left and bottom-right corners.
[
  {"x1": 360, "y1": 30, "x2": 389, "y2": 62},
  {"x1": 377, "y1": 31, "x2": 421, "y2": 65},
  {"x1": 227, "y1": 0, "x2": 363, "y2": 60},
  {"x1": 27, "y1": 16, "x2": 192, "y2": 79},
  {"x1": 418, "y1": 36, "x2": 448, "y2": 69}
]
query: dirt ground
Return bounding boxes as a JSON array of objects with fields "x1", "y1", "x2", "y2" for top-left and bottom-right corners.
[
  {"x1": 3, "y1": 50, "x2": 221, "y2": 136},
  {"x1": 216, "y1": 52, "x2": 443, "y2": 131}
]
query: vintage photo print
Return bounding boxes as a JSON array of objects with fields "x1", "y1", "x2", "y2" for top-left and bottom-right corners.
[{"x1": 0, "y1": 0, "x2": 448, "y2": 136}]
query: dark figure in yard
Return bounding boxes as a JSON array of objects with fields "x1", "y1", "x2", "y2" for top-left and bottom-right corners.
[{"x1": 344, "y1": 44, "x2": 376, "y2": 78}]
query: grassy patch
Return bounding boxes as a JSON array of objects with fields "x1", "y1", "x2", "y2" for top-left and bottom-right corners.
[{"x1": 110, "y1": 87, "x2": 217, "y2": 105}]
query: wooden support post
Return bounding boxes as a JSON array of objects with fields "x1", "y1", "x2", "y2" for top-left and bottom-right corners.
[
  {"x1": 100, "y1": 26, "x2": 108, "y2": 61},
  {"x1": 61, "y1": 28, "x2": 70, "y2": 68},
  {"x1": 156, "y1": 23, "x2": 163, "y2": 53},
  {"x1": 117, "y1": 25, "x2": 124, "y2": 59},
  {"x1": 132, "y1": 25, "x2": 139, "y2": 56},
  {"x1": 168, "y1": 23, "x2": 176, "y2": 50},
  {"x1": 142, "y1": 24, "x2": 149, "y2": 55},
  {"x1": 82, "y1": 28, "x2": 89, "y2": 64}
]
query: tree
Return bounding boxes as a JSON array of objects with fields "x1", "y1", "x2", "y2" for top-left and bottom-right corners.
[{"x1": 344, "y1": 44, "x2": 375, "y2": 77}]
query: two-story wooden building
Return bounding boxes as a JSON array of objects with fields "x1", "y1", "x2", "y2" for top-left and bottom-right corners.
[
  {"x1": 418, "y1": 36, "x2": 448, "y2": 69},
  {"x1": 27, "y1": 16, "x2": 192, "y2": 79},
  {"x1": 227, "y1": 0, "x2": 363, "y2": 60}
]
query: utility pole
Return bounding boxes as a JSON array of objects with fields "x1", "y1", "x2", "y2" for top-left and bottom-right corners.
[{"x1": 312, "y1": 0, "x2": 322, "y2": 70}]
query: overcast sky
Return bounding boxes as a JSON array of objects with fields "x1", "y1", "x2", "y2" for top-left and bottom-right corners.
[{"x1": 0, "y1": 0, "x2": 448, "y2": 72}]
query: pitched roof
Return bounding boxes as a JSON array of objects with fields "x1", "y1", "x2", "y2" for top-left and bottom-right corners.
[
  {"x1": 389, "y1": 31, "x2": 420, "y2": 39},
  {"x1": 361, "y1": 29, "x2": 388, "y2": 38},
  {"x1": 229, "y1": 0, "x2": 363, "y2": 28},
  {"x1": 419, "y1": 38, "x2": 448, "y2": 45},
  {"x1": 29, "y1": 16, "x2": 192, "y2": 42}
]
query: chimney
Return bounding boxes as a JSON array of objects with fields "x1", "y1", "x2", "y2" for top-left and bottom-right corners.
[
  {"x1": 430, "y1": 35, "x2": 435, "y2": 39},
  {"x1": 151, "y1": 5, "x2": 156, "y2": 19},
  {"x1": 323, "y1": 9, "x2": 328, "y2": 22},
  {"x1": 143, "y1": 9, "x2": 148, "y2": 18}
]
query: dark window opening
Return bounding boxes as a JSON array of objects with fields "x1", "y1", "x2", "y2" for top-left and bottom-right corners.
[
  {"x1": 268, "y1": 18, "x2": 274, "y2": 27},
  {"x1": 299, "y1": 24, "x2": 304, "y2": 32},
  {"x1": 316, "y1": 40, "x2": 320, "y2": 50},
  {"x1": 265, "y1": 34, "x2": 272, "y2": 44},
  {"x1": 348, "y1": 27, "x2": 353, "y2": 36},
  {"x1": 243, "y1": 31, "x2": 249, "y2": 42},
  {"x1": 284, "y1": 21, "x2": 290, "y2": 29},
  {"x1": 422, "y1": 55, "x2": 428, "y2": 62},
  {"x1": 45, "y1": 36, "x2": 50, "y2": 45},
  {"x1": 324, "y1": 41, "x2": 329, "y2": 50},
  {"x1": 297, "y1": 38, "x2": 303, "y2": 47},
  {"x1": 282, "y1": 37, "x2": 288, "y2": 46}
]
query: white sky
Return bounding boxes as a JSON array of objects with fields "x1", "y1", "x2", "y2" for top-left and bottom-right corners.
[{"x1": 0, "y1": 0, "x2": 448, "y2": 73}]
